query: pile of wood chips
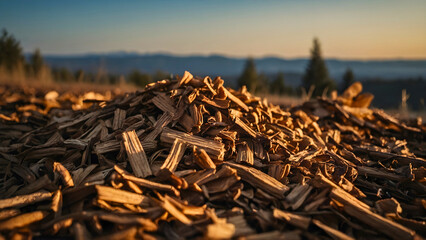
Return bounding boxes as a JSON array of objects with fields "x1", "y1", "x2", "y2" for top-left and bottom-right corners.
[{"x1": 0, "y1": 71, "x2": 425, "y2": 239}]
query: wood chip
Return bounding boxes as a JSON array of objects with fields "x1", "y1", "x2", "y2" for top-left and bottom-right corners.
[
  {"x1": 122, "y1": 130, "x2": 152, "y2": 178},
  {"x1": 96, "y1": 185, "x2": 150, "y2": 206},
  {"x1": 54, "y1": 162, "x2": 75, "y2": 188},
  {"x1": 112, "y1": 108, "x2": 126, "y2": 130},
  {"x1": 226, "y1": 162, "x2": 289, "y2": 199},
  {"x1": 0, "y1": 192, "x2": 52, "y2": 209},
  {"x1": 161, "y1": 139, "x2": 187, "y2": 172},
  {"x1": 160, "y1": 128, "x2": 225, "y2": 160},
  {"x1": 0, "y1": 211, "x2": 49, "y2": 230}
]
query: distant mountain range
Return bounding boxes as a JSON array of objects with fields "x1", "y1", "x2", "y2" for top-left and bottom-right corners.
[{"x1": 34, "y1": 52, "x2": 426, "y2": 87}]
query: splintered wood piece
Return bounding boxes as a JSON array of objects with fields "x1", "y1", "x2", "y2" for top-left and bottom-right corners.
[
  {"x1": 375, "y1": 198, "x2": 402, "y2": 217},
  {"x1": 0, "y1": 192, "x2": 53, "y2": 209},
  {"x1": 0, "y1": 209, "x2": 21, "y2": 221},
  {"x1": 143, "y1": 112, "x2": 173, "y2": 143},
  {"x1": 286, "y1": 184, "x2": 313, "y2": 210},
  {"x1": 202, "y1": 76, "x2": 217, "y2": 95},
  {"x1": 313, "y1": 172, "x2": 370, "y2": 210},
  {"x1": 227, "y1": 215, "x2": 256, "y2": 237},
  {"x1": 193, "y1": 146, "x2": 216, "y2": 169},
  {"x1": 233, "y1": 117, "x2": 259, "y2": 139},
  {"x1": 357, "y1": 166, "x2": 405, "y2": 181},
  {"x1": 178, "y1": 71, "x2": 193, "y2": 86},
  {"x1": 53, "y1": 162, "x2": 75, "y2": 188},
  {"x1": 341, "y1": 82, "x2": 362, "y2": 100},
  {"x1": 97, "y1": 213, "x2": 157, "y2": 230},
  {"x1": 222, "y1": 87, "x2": 249, "y2": 112},
  {"x1": 160, "y1": 128, "x2": 225, "y2": 160},
  {"x1": 114, "y1": 165, "x2": 180, "y2": 196},
  {"x1": 72, "y1": 164, "x2": 98, "y2": 186},
  {"x1": 330, "y1": 188, "x2": 416, "y2": 240},
  {"x1": 198, "y1": 165, "x2": 236, "y2": 185},
  {"x1": 15, "y1": 174, "x2": 51, "y2": 195},
  {"x1": 0, "y1": 211, "x2": 49, "y2": 230},
  {"x1": 326, "y1": 150, "x2": 356, "y2": 167},
  {"x1": 226, "y1": 162, "x2": 289, "y2": 199},
  {"x1": 24, "y1": 147, "x2": 67, "y2": 161},
  {"x1": 112, "y1": 108, "x2": 126, "y2": 130},
  {"x1": 273, "y1": 208, "x2": 311, "y2": 230},
  {"x1": 96, "y1": 227, "x2": 137, "y2": 240},
  {"x1": 95, "y1": 185, "x2": 150, "y2": 206},
  {"x1": 162, "y1": 195, "x2": 205, "y2": 216},
  {"x1": 184, "y1": 168, "x2": 216, "y2": 185},
  {"x1": 312, "y1": 219, "x2": 355, "y2": 240},
  {"x1": 205, "y1": 222, "x2": 235, "y2": 239},
  {"x1": 152, "y1": 93, "x2": 176, "y2": 114},
  {"x1": 161, "y1": 139, "x2": 187, "y2": 172},
  {"x1": 64, "y1": 139, "x2": 87, "y2": 150},
  {"x1": 122, "y1": 130, "x2": 152, "y2": 178},
  {"x1": 199, "y1": 94, "x2": 230, "y2": 109},
  {"x1": 51, "y1": 190, "x2": 63, "y2": 218},
  {"x1": 354, "y1": 147, "x2": 426, "y2": 167},
  {"x1": 205, "y1": 175, "x2": 241, "y2": 193},
  {"x1": 178, "y1": 113, "x2": 195, "y2": 132},
  {"x1": 244, "y1": 230, "x2": 301, "y2": 240},
  {"x1": 189, "y1": 104, "x2": 203, "y2": 131},
  {"x1": 352, "y1": 93, "x2": 374, "y2": 108},
  {"x1": 58, "y1": 111, "x2": 99, "y2": 129},
  {"x1": 158, "y1": 197, "x2": 191, "y2": 225},
  {"x1": 236, "y1": 142, "x2": 254, "y2": 165}
]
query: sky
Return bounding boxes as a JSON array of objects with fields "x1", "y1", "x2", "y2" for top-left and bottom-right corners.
[{"x1": 1, "y1": 0, "x2": 426, "y2": 59}]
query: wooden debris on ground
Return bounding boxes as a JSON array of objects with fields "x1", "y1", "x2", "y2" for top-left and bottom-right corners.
[{"x1": 0, "y1": 73, "x2": 425, "y2": 239}]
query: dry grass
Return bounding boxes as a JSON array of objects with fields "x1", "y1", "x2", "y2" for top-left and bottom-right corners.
[
  {"x1": 0, "y1": 67, "x2": 139, "y2": 96},
  {"x1": 259, "y1": 94, "x2": 304, "y2": 108}
]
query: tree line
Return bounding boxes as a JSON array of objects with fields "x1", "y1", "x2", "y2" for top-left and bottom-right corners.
[
  {"x1": 1, "y1": 29, "x2": 355, "y2": 94},
  {"x1": 0, "y1": 29, "x2": 171, "y2": 86},
  {"x1": 237, "y1": 38, "x2": 355, "y2": 97}
]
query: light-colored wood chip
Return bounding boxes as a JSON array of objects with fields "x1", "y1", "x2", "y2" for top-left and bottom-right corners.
[
  {"x1": 193, "y1": 146, "x2": 216, "y2": 169},
  {"x1": 0, "y1": 211, "x2": 49, "y2": 230},
  {"x1": 161, "y1": 139, "x2": 187, "y2": 172},
  {"x1": 114, "y1": 165, "x2": 179, "y2": 196},
  {"x1": 96, "y1": 185, "x2": 150, "y2": 206},
  {"x1": 161, "y1": 128, "x2": 225, "y2": 160},
  {"x1": 161, "y1": 198, "x2": 191, "y2": 225},
  {"x1": 236, "y1": 141, "x2": 254, "y2": 165},
  {"x1": 225, "y1": 162, "x2": 289, "y2": 199},
  {"x1": 53, "y1": 162, "x2": 75, "y2": 188},
  {"x1": 122, "y1": 130, "x2": 152, "y2": 178},
  {"x1": 0, "y1": 191, "x2": 52, "y2": 209}
]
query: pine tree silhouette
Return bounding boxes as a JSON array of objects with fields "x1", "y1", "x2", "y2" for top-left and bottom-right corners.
[
  {"x1": 341, "y1": 68, "x2": 354, "y2": 92},
  {"x1": 302, "y1": 38, "x2": 335, "y2": 97},
  {"x1": 238, "y1": 57, "x2": 258, "y2": 93},
  {"x1": 0, "y1": 29, "x2": 25, "y2": 71},
  {"x1": 31, "y1": 48, "x2": 44, "y2": 76}
]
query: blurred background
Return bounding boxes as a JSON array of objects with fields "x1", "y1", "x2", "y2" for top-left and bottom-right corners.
[{"x1": 0, "y1": 0, "x2": 425, "y2": 114}]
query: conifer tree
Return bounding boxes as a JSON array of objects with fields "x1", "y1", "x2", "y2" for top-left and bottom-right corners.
[
  {"x1": 271, "y1": 72, "x2": 286, "y2": 94},
  {"x1": 237, "y1": 57, "x2": 258, "y2": 93},
  {"x1": 30, "y1": 48, "x2": 44, "y2": 76},
  {"x1": 302, "y1": 38, "x2": 335, "y2": 97},
  {"x1": 341, "y1": 68, "x2": 354, "y2": 92},
  {"x1": 0, "y1": 29, "x2": 25, "y2": 71}
]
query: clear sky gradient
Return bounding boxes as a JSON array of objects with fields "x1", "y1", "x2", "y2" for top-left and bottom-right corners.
[{"x1": 1, "y1": 0, "x2": 426, "y2": 59}]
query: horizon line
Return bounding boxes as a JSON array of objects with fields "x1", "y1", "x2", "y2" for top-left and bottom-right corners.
[{"x1": 25, "y1": 50, "x2": 426, "y2": 62}]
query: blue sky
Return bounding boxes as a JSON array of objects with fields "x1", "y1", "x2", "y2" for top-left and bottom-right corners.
[{"x1": 1, "y1": 0, "x2": 426, "y2": 59}]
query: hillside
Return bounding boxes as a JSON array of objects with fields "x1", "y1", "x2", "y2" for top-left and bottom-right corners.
[{"x1": 38, "y1": 53, "x2": 426, "y2": 86}]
